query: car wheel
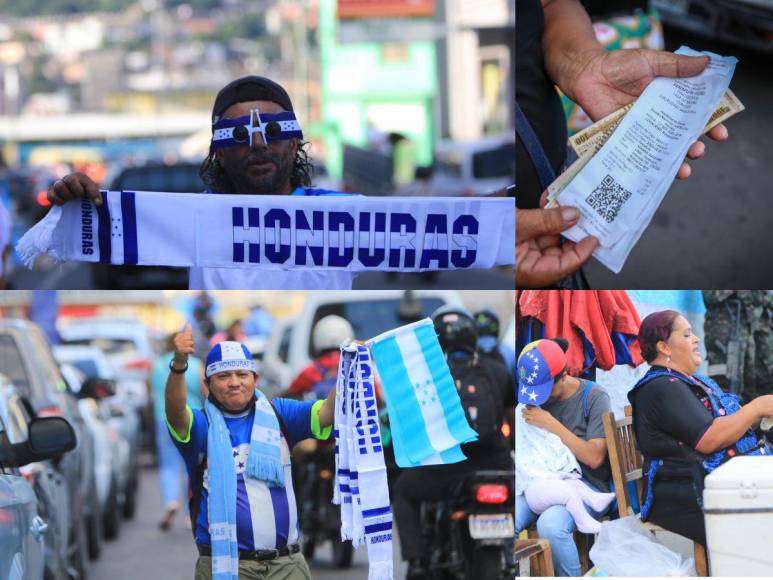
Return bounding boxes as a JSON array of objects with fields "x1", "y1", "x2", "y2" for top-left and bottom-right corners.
[
  {"x1": 68, "y1": 517, "x2": 89, "y2": 579},
  {"x1": 122, "y1": 474, "x2": 138, "y2": 520},
  {"x1": 332, "y1": 538, "x2": 353, "y2": 569},
  {"x1": 86, "y1": 509, "x2": 102, "y2": 560},
  {"x1": 302, "y1": 536, "x2": 315, "y2": 560},
  {"x1": 103, "y1": 478, "x2": 121, "y2": 540}
]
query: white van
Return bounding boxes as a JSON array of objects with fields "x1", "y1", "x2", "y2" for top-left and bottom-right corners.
[
  {"x1": 260, "y1": 290, "x2": 462, "y2": 394},
  {"x1": 429, "y1": 135, "x2": 515, "y2": 197}
]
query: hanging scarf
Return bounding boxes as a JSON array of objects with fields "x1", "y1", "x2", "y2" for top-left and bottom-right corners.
[
  {"x1": 16, "y1": 192, "x2": 514, "y2": 272},
  {"x1": 204, "y1": 391, "x2": 284, "y2": 580},
  {"x1": 334, "y1": 343, "x2": 394, "y2": 580}
]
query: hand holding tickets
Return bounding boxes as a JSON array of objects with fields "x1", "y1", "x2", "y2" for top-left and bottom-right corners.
[{"x1": 547, "y1": 46, "x2": 742, "y2": 273}]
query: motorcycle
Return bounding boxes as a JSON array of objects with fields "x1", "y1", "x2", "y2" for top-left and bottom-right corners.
[
  {"x1": 421, "y1": 470, "x2": 516, "y2": 579},
  {"x1": 296, "y1": 444, "x2": 353, "y2": 568}
]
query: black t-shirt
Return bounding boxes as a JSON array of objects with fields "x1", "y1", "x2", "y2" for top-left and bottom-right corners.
[
  {"x1": 451, "y1": 357, "x2": 514, "y2": 470},
  {"x1": 629, "y1": 368, "x2": 715, "y2": 480},
  {"x1": 515, "y1": 0, "x2": 568, "y2": 208}
]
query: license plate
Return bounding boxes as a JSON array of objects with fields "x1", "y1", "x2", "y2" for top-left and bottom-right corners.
[{"x1": 468, "y1": 514, "x2": 514, "y2": 540}]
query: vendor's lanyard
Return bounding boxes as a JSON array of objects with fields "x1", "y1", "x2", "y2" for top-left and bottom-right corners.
[
  {"x1": 515, "y1": 101, "x2": 556, "y2": 191},
  {"x1": 515, "y1": 101, "x2": 589, "y2": 290},
  {"x1": 660, "y1": 368, "x2": 712, "y2": 400}
]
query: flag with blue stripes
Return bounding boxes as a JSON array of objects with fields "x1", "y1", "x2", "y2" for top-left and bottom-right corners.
[{"x1": 367, "y1": 318, "x2": 478, "y2": 468}]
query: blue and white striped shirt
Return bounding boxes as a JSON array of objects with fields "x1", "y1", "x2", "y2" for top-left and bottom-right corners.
[{"x1": 169, "y1": 397, "x2": 329, "y2": 550}]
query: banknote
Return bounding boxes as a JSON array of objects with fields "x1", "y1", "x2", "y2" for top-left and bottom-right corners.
[
  {"x1": 568, "y1": 89, "x2": 744, "y2": 159},
  {"x1": 545, "y1": 88, "x2": 745, "y2": 209},
  {"x1": 552, "y1": 46, "x2": 740, "y2": 273}
]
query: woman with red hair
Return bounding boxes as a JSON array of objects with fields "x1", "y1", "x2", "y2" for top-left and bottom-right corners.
[{"x1": 628, "y1": 309, "x2": 773, "y2": 547}]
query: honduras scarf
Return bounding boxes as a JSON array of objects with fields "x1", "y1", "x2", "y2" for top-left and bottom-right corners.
[
  {"x1": 204, "y1": 391, "x2": 284, "y2": 580},
  {"x1": 366, "y1": 318, "x2": 478, "y2": 468},
  {"x1": 17, "y1": 192, "x2": 514, "y2": 272},
  {"x1": 333, "y1": 343, "x2": 394, "y2": 580}
]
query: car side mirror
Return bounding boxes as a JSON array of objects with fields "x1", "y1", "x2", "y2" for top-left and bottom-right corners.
[
  {"x1": 0, "y1": 417, "x2": 77, "y2": 468},
  {"x1": 79, "y1": 377, "x2": 116, "y2": 400}
]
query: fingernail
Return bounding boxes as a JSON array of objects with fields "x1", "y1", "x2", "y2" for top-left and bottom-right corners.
[{"x1": 561, "y1": 207, "x2": 580, "y2": 222}]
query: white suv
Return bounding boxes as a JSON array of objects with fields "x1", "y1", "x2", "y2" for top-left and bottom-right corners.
[
  {"x1": 260, "y1": 290, "x2": 462, "y2": 393},
  {"x1": 429, "y1": 135, "x2": 515, "y2": 197}
]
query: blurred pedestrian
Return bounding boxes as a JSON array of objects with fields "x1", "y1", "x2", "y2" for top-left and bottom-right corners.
[
  {"x1": 150, "y1": 332, "x2": 207, "y2": 531},
  {"x1": 285, "y1": 315, "x2": 353, "y2": 401},
  {"x1": 210, "y1": 319, "x2": 246, "y2": 346},
  {"x1": 243, "y1": 304, "x2": 274, "y2": 338},
  {"x1": 474, "y1": 307, "x2": 516, "y2": 375},
  {"x1": 0, "y1": 199, "x2": 10, "y2": 289},
  {"x1": 166, "y1": 325, "x2": 336, "y2": 579}
]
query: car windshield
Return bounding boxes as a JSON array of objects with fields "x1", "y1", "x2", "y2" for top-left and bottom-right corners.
[
  {"x1": 472, "y1": 143, "x2": 515, "y2": 179},
  {"x1": 308, "y1": 298, "x2": 446, "y2": 358},
  {"x1": 113, "y1": 165, "x2": 204, "y2": 193},
  {"x1": 62, "y1": 337, "x2": 139, "y2": 356},
  {"x1": 69, "y1": 359, "x2": 101, "y2": 379},
  {"x1": 0, "y1": 334, "x2": 31, "y2": 393}
]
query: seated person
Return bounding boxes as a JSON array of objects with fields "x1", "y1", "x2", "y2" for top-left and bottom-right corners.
[
  {"x1": 629, "y1": 309, "x2": 773, "y2": 547},
  {"x1": 515, "y1": 338, "x2": 612, "y2": 577},
  {"x1": 516, "y1": 398, "x2": 614, "y2": 534}
]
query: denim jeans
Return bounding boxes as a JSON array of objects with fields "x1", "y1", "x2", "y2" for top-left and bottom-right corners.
[
  {"x1": 156, "y1": 418, "x2": 187, "y2": 507},
  {"x1": 516, "y1": 479, "x2": 608, "y2": 577}
]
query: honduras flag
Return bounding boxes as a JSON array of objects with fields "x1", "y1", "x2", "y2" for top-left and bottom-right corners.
[{"x1": 367, "y1": 319, "x2": 478, "y2": 468}]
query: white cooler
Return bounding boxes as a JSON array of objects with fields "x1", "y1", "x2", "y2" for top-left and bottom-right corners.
[{"x1": 703, "y1": 456, "x2": 773, "y2": 576}]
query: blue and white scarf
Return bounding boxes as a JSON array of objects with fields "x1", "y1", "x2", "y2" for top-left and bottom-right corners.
[
  {"x1": 205, "y1": 391, "x2": 284, "y2": 580},
  {"x1": 334, "y1": 343, "x2": 393, "y2": 580},
  {"x1": 16, "y1": 192, "x2": 514, "y2": 273}
]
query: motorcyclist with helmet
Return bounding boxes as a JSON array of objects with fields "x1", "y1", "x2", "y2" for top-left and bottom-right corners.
[{"x1": 392, "y1": 305, "x2": 515, "y2": 579}]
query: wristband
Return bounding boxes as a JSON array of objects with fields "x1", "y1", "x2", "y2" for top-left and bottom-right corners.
[{"x1": 169, "y1": 359, "x2": 188, "y2": 374}]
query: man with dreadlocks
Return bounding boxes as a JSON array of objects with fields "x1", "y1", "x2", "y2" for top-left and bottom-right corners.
[{"x1": 47, "y1": 76, "x2": 356, "y2": 290}]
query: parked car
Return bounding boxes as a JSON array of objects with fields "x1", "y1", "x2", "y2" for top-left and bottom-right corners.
[
  {"x1": 59, "y1": 315, "x2": 154, "y2": 469},
  {"x1": 59, "y1": 362, "x2": 126, "y2": 551},
  {"x1": 53, "y1": 344, "x2": 139, "y2": 525},
  {"x1": 260, "y1": 290, "x2": 462, "y2": 392},
  {"x1": 429, "y1": 135, "x2": 515, "y2": 196},
  {"x1": 652, "y1": 0, "x2": 773, "y2": 54},
  {"x1": 0, "y1": 319, "x2": 93, "y2": 579},
  {"x1": 0, "y1": 372, "x2": 77, "y2": 580}
]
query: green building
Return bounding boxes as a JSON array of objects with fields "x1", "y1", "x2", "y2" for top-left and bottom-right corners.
[{"x1": 317, "y1": 0, "x2": 437, "y2": 179}]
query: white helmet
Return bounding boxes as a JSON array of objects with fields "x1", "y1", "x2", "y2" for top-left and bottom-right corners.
[{"x1": 312, "y1": 315, "x2": 354, "y2": 353}]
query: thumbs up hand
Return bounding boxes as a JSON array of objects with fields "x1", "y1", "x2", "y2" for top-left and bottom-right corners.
[{"x1": 173, "y1": 323, "x2": 195, "y2": 364}]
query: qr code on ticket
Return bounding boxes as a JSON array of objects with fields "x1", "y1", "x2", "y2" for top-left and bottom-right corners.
[{"x1": 585, "y1": 174, "x2": 632, "y2": 224}]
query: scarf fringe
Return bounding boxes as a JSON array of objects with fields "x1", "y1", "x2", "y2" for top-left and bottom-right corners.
[
  {"x1": 16, "y1": 207, "x2": 63, "y2": 267},
  {"x1": 340, "y1": 521, "x2": 352, "y2": 541},
  {"x1": 246, "y1": 451, "x2": 284, "y2": 488},
  {"x1": 368, "y1": 561, "x2": 393, "y2": 580},
  {"x1": 351, "y1": 528, "x2": 365, "y2": 548}
]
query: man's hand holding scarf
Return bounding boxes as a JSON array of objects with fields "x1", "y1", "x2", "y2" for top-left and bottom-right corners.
[{"x1": 48, "y1": 171, "x2": 102, "y2": 207}]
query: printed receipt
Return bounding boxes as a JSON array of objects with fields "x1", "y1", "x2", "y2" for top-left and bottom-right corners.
[{"x1": 556, "y1": 46, "x2": 738, "y2": 273}]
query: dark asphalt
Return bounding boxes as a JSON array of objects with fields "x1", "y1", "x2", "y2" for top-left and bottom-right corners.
[
  {"x1": 582, "y1": 26, "x2": 773, "y2": 289},
  {"x1": 87, "y1": 468, "x2": 406, "y2": 579}
]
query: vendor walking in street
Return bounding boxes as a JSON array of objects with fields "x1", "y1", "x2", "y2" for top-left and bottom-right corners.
[{"x1": 165, "y1": 324, "x2": 336, "y2": 579}]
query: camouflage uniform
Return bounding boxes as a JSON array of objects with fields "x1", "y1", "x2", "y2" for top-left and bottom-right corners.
[{"x1": 703, "y1": 291, "x2": 773, "y2": 402}]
